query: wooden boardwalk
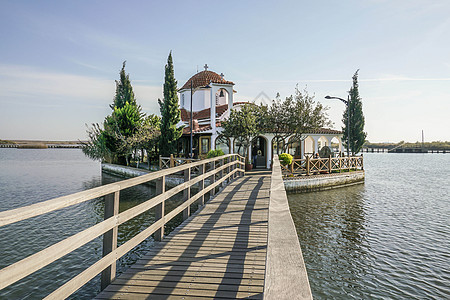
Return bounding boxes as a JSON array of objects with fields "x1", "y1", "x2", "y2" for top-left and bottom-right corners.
[{"x1": 96, "y1": 170, "x2": 271, "y2": 300}]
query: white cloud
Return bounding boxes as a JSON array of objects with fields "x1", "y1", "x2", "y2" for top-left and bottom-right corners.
[{"x1": 0, "y1": 64, "x2": 114, "y2": 102}]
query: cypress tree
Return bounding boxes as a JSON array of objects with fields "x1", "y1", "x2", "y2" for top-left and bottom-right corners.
[
  {"x1": 111, "y1": 61, "x2": 136, "y2": 109},
  {"x1": 158, "y1": 52, "x2": 182, "y2": 156},
  {"x1": 342, "y1": 70, "x2": 367, "y2": 154}
]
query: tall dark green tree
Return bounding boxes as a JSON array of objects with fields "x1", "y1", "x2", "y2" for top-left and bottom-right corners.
[
  {"x1": 158, "y1": 52, "x2": 182, "y2": 156},
  {"x1": 111, "y1": 61, "x2": 136, "y2": 109},
  {"x1": 342, "y1": 70, "x2": 367, "y2": 154}
]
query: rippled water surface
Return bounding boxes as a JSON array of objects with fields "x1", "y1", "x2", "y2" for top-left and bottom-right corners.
[
  {"x1": 288, "y1": 153, "x2": 450, "y2": 299},
  {"x1": 0, "y1": 149, "x2": 186, "y2": 299}
]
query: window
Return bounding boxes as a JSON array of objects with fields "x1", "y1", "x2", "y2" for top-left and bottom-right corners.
[
  {"x1": 181, "y1": 94, "x2": 185, "y2": 107},
  {"x1": 200, "y1": 137, "x2": 210, "y2": 154}
]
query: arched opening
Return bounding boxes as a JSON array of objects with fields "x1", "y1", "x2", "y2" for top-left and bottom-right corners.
[
  {"x1": 215, "y1": 88, "x2": 229, "y2": 106},
  {"x1": 304, "y1": 136, "x2": 314, "y2": 157},
  {"x1": 251, "y1": 136, "x2": 267, "y2": 168},
  {"x1": 272, "y1": 137, "x2": 285, "y2": 155},
  {"x1": 318, "y1": 136, "x2": 329, "y2": 150},
  {"x1": 331, "y1": 137, "x2": 341, "y2": 154},
  {"x1": 287, "y1": 137, "x2": 302, "y2": 158},
  {"x1": 233, "y1": 137, "x2": 247, "y2": 158},
  {"x1": 215, "y1": 135, "x2": 230, "y2": 154}
]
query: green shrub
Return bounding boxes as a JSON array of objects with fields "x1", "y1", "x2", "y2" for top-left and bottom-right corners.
[
  {"x1": 279, "y1": 153, "x2": 293, "y2": 165},
  {"x1": 206, "y1": 149, "x2": 225, "y2": 158}
]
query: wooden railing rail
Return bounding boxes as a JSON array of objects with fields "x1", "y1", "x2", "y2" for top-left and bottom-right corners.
[
  {"x1": 281, "y1": 155, "x2": 364, "y2": 176},
  {"x1": 264, "y1": 155, "x2": 312, "y2": 299},
  {"x1": 159, "y1": 154, "x2": 200, "y2": 170},
  {"x1": 0, "y1": 154, "x2": 245, "y2": 299}
]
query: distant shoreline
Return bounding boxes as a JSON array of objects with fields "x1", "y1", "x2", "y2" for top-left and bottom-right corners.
[{"x1": 0, "y1": 140, "x2": 85, "y2": 149}]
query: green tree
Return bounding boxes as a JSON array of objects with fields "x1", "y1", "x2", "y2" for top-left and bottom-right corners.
[
  {"x1": 158, "y1": 52, "x2": 183, "y2": 156},
  {"x1": 108, "y1": 102, "x2": 144, "y2": 165},
  {"x1": 82, "y1": 62, "x2": 145, "y2": 165},
  {"x1": 81, "y1": 123, "x2": 115, "y2": 163},
  {"x1": 343, "y1": 70, "x2": 367, "y2": 154},
  {"x1": 128, "y1": 114, "x2": 161, "y2": 167},
  {"x1": 221, "y1": 103, "x2": 262, "y2": 162},
  {"x1": 111, "y1": 61, "x2": 137, "y2": 109},
  {"x1": 289, "y1": 86, "x2": 331, "y2": 147},
  {"x1": 266, "y1": 86, "x2": 331, "y2": 153}
]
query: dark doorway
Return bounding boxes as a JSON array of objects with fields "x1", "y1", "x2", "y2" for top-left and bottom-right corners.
[{"x1": 251, "y1": 136, "x2": 267, "y2": 168}]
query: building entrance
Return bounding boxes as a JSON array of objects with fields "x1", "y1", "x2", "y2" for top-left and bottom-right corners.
[{"x1": 251, "y1": 136, "x2": 267, "y2": 168}]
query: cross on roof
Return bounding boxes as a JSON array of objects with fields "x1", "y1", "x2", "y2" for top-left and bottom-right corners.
[{"x1": 204, "y1": 64, "x2": 208, "y2": 71}]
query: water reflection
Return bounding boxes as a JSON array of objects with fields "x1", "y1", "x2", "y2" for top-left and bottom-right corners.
[
  {"x1": 288, "y1": 184, "x2": 371, "y2": 299},
  {"x1": 288, "y1": 153, "x2": 450, "y2": 299}
]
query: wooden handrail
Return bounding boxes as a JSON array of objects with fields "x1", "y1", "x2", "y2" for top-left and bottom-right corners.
[
  {"x1": 0, "y1": 154, "x2": 245, "y2": 298},
  {"x1": 0, "y1": 154, "x2": 242, "y2": 227},
  {"x1": 282, "y1": 155, "x2": 364, "y2": 176},
  {"x1": 264, "y1": 155, "x2": 312, "y2": 299}
]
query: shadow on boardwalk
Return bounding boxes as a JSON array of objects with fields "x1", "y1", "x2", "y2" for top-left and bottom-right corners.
[{"x1": 96, "y1": 171, "x2": 271, "y2": 299}]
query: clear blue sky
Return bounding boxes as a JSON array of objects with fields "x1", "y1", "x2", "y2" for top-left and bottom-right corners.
[{"x1": 1, "y1": 0, "x2": 449, "y2": 142}]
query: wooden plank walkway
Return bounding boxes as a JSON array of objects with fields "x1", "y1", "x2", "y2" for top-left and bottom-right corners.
[{"x1": 96, "y1": 170, "x2": 271, "y2": 299}]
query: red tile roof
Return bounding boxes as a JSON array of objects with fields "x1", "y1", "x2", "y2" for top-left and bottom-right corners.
[
  {"x1": 180, "y1": 70, "x2": 234, "y2": 90},
  {"x1": 182, "y1": 124, "x2": 212, "y2": 135},
  {"x1": 180, "y1": 104, "x2": 229, "y2": 122}
]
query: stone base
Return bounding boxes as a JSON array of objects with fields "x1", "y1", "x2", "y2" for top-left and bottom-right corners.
[{"x1": 283, "y1": 171, "x2": 365, "y2": 193}]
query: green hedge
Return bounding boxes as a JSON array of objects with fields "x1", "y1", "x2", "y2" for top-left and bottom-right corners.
[
  {"x1": 206, "y1": 149, "x2": 225, "y2": 158},
  {"x1": 278, "y1": 153, "x2": 293, "y2": 165}
]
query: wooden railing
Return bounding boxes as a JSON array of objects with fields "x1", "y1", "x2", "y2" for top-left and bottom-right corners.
[
  {"x1": 159, "y1": 154, "x2": 200, "y2": 169},
  {"x1": 0, "y1": 154, "x2": 245, "y2": 299},
  {"x1": 280, "y1": 155, "x2": 364, "y2": 176},
  {"x1": 264, "y1": 155, "x2": 312, "y2": 299}
]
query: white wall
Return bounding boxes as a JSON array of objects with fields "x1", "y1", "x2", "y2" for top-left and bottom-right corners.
[{"x1": 179, "y1": 89, "x2": 211, "y2": 112}]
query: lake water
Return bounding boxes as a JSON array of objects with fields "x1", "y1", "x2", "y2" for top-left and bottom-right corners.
[
  {"x1": 1, "y1": 150, "x2": 449, "y2": 299},
  {"x1": 288, "y1": 153, "x2": 450, "y2": 299},
  {"x1": 0, "y1": 149, "x2": 185, "y2": 299}
]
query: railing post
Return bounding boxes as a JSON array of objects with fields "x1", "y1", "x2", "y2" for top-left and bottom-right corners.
[
  {"x1": 199, "y1": 163, "x2": 205, "y2": 206},
  {"x1": 328, "y1": 154, "x2": 332, "y2": 173},
  {"x1": 183, "y1": 166, "x2": 191, "y2": 220},
  {"x1": 220, "y1": 158, "x2": 224, "y2": 187},
  {"x1": 170, "y1": 154, "x2": 174, "y2": 168},
  {"x1": 306, "y1": 156, "x2": 310, "y2": 176},
  {"x1": 290, "y1": 160, "x2": 294, "y2": 174},
  {"x1": 231, "y1": 155, "x2": 237, "y2": 180},
  {"x1": 361, "y1": 154, "x2": 364, "y2": 170},
  {"x1": 210, "y1": 160, "x2": 216, "y2": 197},
  {"x1": 339, "y1": 157, "x2": 342, "y2": 173},
  {"x1": 159, "y1": 155, "x2": 162, "y2": 170},
  {"x1": 154, "y1": 175, "x2": 165, "y2": 242},
  {"x1": 101, "y1": 190, "x2": 120, "y2": 291}
]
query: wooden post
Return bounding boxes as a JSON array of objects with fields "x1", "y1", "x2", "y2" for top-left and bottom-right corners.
[
  {"x1": 199, "y1": 163, "x2": 205, "y2": 206},
  {"x1": 231, "y1": 155, "x2": 237, "y2": 180},
  {"x1": 101, "y1": 190, "x2": 120, "y2": 291},
  {"x1": 220, "y1": 158, "x2": 224, "y2": 187},
  {"x1": 170, "y1": 154, "x2": 174, "y2": 168},
  {"x1": 159, "y1": 155, "x2": 162, "y2": 170},
  {"x1": 183, "y1": 167, "x2": 191, "y2": 220},
  {"x1": 154, "y1": 175, "x2": 165, "y2": 242},
  {"x1": 210, "y1": 160, "x2": 216, "y2": 197},
  {"x1": 306, "y1": 156, "x2": 310, "y2": 176},
  {"x1": 290, "y1": 160, "x2": 294, "y2": 174},
  {"x1": 328, "y1": 154, "x2": 332, "y2": 173}
]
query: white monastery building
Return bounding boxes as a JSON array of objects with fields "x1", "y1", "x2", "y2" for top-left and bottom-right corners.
[{"x1": 178, "y1": 65, "x2": 344, "y2": 169}]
